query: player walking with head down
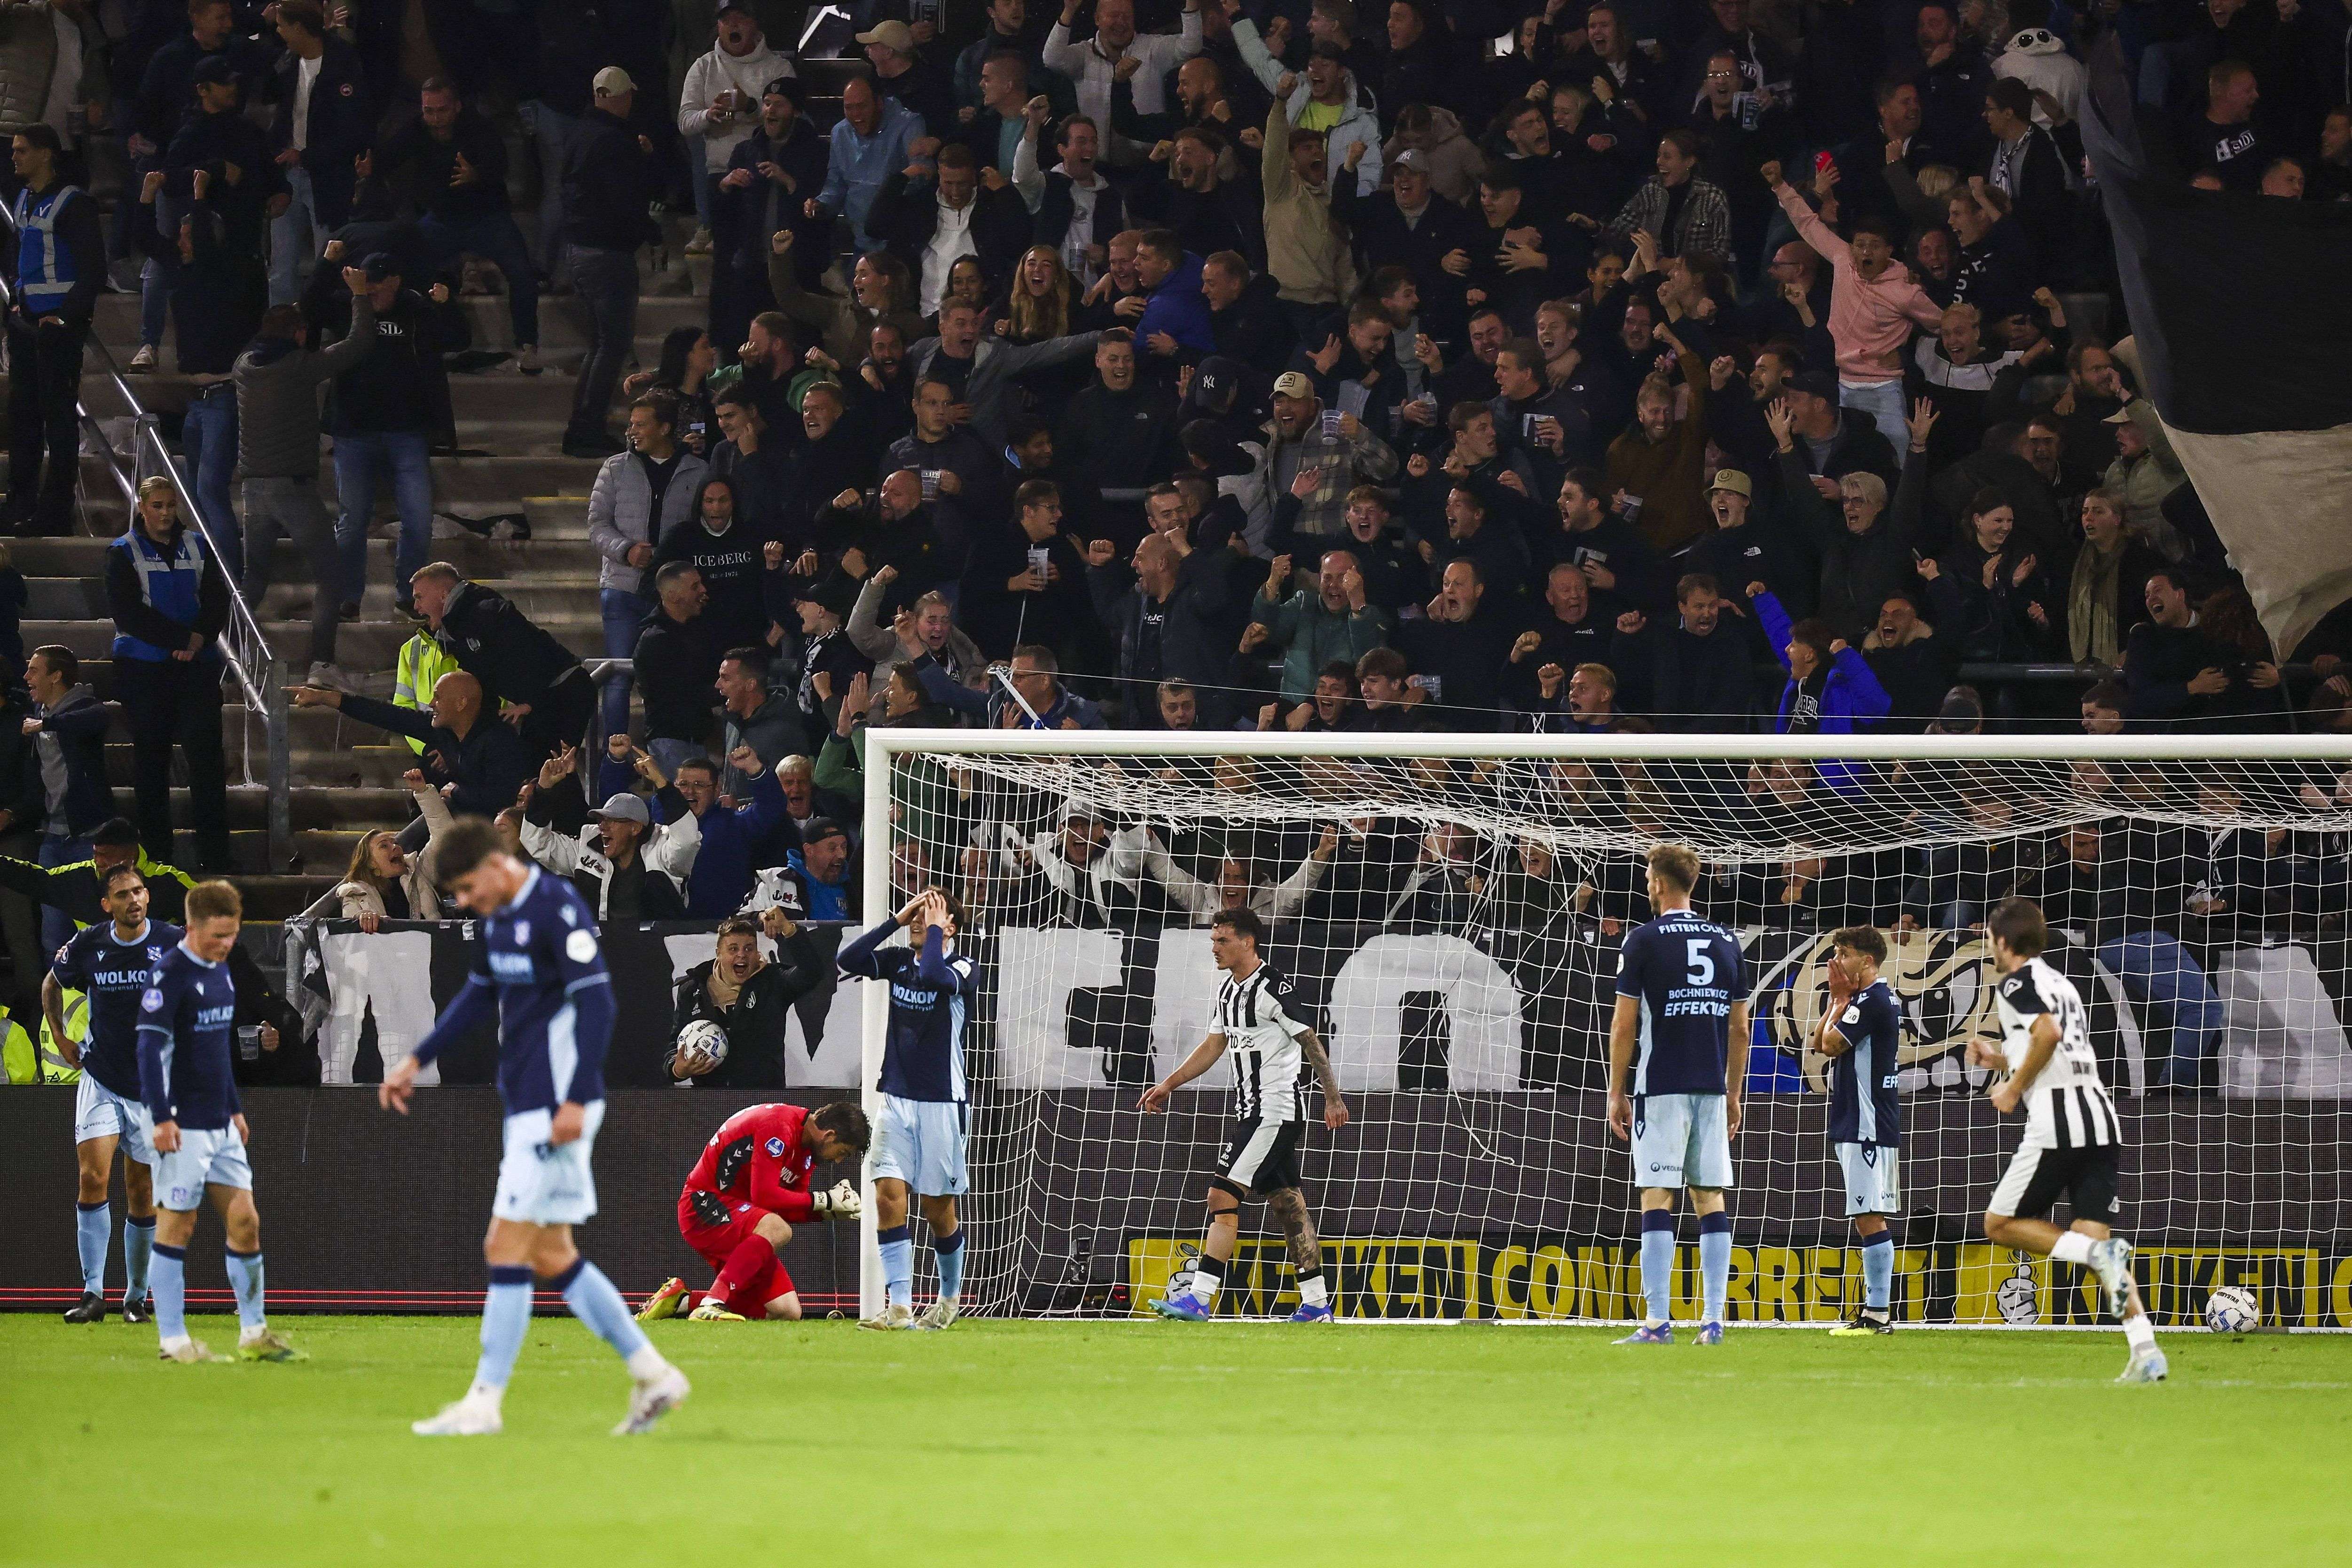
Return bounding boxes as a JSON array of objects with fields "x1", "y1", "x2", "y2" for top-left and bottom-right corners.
[
  {"x1": 1609, "y1": 843, "x2": 1749, "y2": 1345},
  {"x1": 836, "y1": 887, "x2": 977, "y2": 1331},
  {"x1": 1976, "y1": 896, "x2": 2165, "y2": 1383},
  {"x1": 1141, "y1": 906, "x2": 1350, "y2": 1323},
  {"x1": 1812, "y1": 925, "x2": 1903, "y2": 1335},
  {"x1": 381, "y1": 818, "x2": 691, "y2": 1435}
]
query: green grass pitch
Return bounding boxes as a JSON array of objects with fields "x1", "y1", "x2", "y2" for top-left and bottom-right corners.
[{"x1": 5, "y1": 1315, "x2": 2347, "y2": 1567}]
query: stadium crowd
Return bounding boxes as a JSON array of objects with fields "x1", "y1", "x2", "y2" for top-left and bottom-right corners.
[{"x1": 3, "y1": 0, "x2": 2348, "y2": 1097}]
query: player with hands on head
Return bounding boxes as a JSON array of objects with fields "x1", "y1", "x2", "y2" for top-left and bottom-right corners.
[
  {"x1": 1608, "y1": 843, "x2": 1748, "y2": 1345},
  {"x1": 636, "y1": 1099, "x2": 871, "y2": 1323},
  {"x1": 1811, "y1": 925, "x2": 1903, "y2": 1335},
  {"x1": 835, "y1": 887, "x2": 980, "y2": 1329},
  {"x1": 1141, "y1": 906, "x2": 1349, "y2": 1322}
]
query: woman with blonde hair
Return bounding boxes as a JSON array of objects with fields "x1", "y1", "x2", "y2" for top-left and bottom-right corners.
[
  {"x1": 336, "y1": 770, "x2": 451, "y2": 930},
  {"x1": 1001, "y1": 247, "x2": 1075, "y2": 343}
]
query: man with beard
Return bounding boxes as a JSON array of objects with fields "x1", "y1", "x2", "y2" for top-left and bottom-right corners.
[{"x1": 1607, "y1": 572, "x2": 1756, "y2": 732}]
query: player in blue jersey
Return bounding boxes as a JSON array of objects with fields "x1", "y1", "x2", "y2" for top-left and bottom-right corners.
[
  {"x1": 51, "y1": 864, "x2": 179, "y2": 1324},
  {"x1": 380, "y1": 819, "x2": 690, "y2": 1436},
  {"x1": 1811, "y1": 925, "x2": 1903, "y2": 1336},
  {"x1": 138, "y1": 881, "x2": 300, "y2": 1364},
  {"x1": 1608, "y1": 843, "x2": 1750, "y2": 1345},
  {"x1": 837, "y1": 887, "x2": 977, "y2": 1331}
]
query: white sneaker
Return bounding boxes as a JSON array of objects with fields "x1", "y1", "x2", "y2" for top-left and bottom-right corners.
[
  {"x1": 917, "y1": 1296, "x2": 960, "y2": 1331},
  {"x1": 129, "y1": 344, "x2": 158, "y2": 371},
  {"x1": 516, "y1": 343, "x2": 542, "y2": 376},
  {"x1": 2086, "y1": 1237, "x2": 2136, "y2": 1318},
  {"x1": 2117, "y1": 1344, "x2": 2169, "y2": 1384},
  {"x1": 413, "y1": 1392, "x2": 503, "y2": 1435},
  {"x1": 158, "y1": 1336, "x2": 219, "y2": 1364},
  {"x1": 684, "y1": 227, "x2": 714, "y2": 256},
  {"x1": 612, "y1": 1362, "x2": 691, "y2": 1435},
  {"x1": 859, "y1": 1302, "x2": 916, "y2": 1331},
  {"x1": 306, "y1": 660, "x2": 362, "y2": 694}
]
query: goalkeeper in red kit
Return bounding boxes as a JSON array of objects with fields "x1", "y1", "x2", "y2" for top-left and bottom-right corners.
[{"x1": 636, "y1": 1101, "x2": 871, "y2": 1323}]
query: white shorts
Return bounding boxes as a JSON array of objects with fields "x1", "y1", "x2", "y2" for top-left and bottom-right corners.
[
  {"x1": 492, "y1": 1101, "x2": 605, "y2": 1226},
  {"x1": 1630, "y1": 1092, "x2": 1733, "y2": 1191},
  {"x1": 1835, "y1": 1141, "x2": 1901, "y2": 1217},
  {"x1": 75, "y1": 1076, "x2": 155, "y2": 1165},
  {"x1": 870, "y1": 1094, "x2": 967, "y2": 1197},
  {"x1": 155, "y1": 1124, "x2": 251, "y2": 1211}
]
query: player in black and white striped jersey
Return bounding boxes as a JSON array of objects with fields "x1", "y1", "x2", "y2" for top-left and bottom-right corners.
[
  {"x1": 1973, "y1": 897, "x2": 2167, "y2": 1383},
  {"x1": 1139, "y1": 907, "x2": 1350, "y2": 1322}
]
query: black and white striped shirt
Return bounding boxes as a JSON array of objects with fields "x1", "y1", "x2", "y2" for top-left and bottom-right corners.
[
  {"x1": 1216, "y1": 963, "x2": 1311, "y2": 1125},
  {"x1": 1994, "y1": 958, "x2": 2121, "y2": 1150}
]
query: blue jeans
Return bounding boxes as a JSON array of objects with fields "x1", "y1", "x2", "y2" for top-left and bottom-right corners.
[
  {"x1": 137, "y1": 188, "x2": 179, "y2": 348},
  {"x1": 419, "y1": 209, "x2": 541, "y2": 347},
  {"x1": 38, "y1": 833, "x2": 89, "y2": 956},
  {"x1": 2097, "y1": 931, "x2": 2223, "y2": 1087},
  {"x1": 333, "y1": 430, "x2": 435, "y2": 609},
  {"x1": 1839, "y1": 378, "x2": 1908, "y2": 448},
  {"x1": 180, "y1": 389, "x2": 241, "y2": 579},
  {"x1": 519, "y1": 101, "x2": 577, "y2": 275},
  {"x1": 270, "y1": 164, "x2": 322, "y2": 306},
  {"x1": 600, "y1": 587, "x2": 651, "y2": 734}
]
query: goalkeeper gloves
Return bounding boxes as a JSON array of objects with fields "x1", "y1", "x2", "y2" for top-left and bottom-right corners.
[{"x1": 812, "y1": 1180, "x2": 862, "y2": 1219}]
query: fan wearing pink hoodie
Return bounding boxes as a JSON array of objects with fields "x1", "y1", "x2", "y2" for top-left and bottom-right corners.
[{"x1": 1766, "y1": 162, "x2": 1944, "y2": 448}]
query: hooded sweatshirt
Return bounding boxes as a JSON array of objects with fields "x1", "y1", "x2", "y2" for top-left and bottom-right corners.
[
  {"x1": 680, "y1": 39, "x2": 793, "y2": 172},
  {"x1": 1992, "y1": 29, "x2": 2086, "y2": 130}
]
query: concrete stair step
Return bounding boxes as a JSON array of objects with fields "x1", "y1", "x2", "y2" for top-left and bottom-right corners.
[
  {"x1": 30, "y1": 612, "x2": 602, "y2": 667},
  {"x1": 90, "y1": 289, "x2": 713, "y2": 361}
]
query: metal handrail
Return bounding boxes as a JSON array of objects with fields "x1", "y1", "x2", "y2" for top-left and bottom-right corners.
[{"x1": 0, "y1": 188, "x2": 293, "y2": 870}]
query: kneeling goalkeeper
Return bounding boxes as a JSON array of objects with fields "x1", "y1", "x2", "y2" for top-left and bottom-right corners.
[{"x1": 639, "y1": 1100, "x2": 870, "y2": 1322}]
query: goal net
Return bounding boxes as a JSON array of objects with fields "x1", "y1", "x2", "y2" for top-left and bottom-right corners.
[{"x1": 856, "y1": 730, "x2": 2352, "y2": 1329}]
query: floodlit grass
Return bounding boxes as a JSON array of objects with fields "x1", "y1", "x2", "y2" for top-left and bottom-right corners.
[{"x1": 5, "y1": 1315, "x2": 2346, "y2": 1566}]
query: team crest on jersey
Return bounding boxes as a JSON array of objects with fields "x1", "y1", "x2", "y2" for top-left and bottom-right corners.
[
  {"x1": 141, "y1": 988, "x2": 163, "y2": 1012},
  {"x1": 765, "y1": 1136, "x2": 785, "y2": 1157},
  {"x1": 147, "y1": 947, "x2": 162, "y2": 962},
  {"x1": 512, "y1": 921, "x2": 530, "y2": 945}
]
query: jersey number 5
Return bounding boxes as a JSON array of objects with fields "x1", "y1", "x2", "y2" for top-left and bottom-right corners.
[{"x1": 1685, "y1": 939, "x2": 1715, "y2": 987}]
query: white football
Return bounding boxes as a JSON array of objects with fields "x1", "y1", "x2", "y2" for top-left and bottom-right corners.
[
  {"x1": 676, "y1": 1019, "x2": 729, "y2": 1073},
  {"x1": 2205, "y1": 1284, "x2": 2259, "y2": 1334}
]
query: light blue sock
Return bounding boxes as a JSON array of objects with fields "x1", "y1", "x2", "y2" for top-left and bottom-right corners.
[
  {"x1": 474, "y1": 1265, "x2": 535, "y2": 1394},
  {"x1": 225, "y1": 1249, "x2": 266, "y2": 1332},
  {"x1": 124, "y1": 1215, "x2": 154, "y2": 1304},
  {"x1": 1861, "y1": 1231, "x2": 1894, "y2": 1313},
  {"x1": 1639, "y1": 1210, "x2": 1675, "y2": 1324},
  {"x1": 75, "y1": 1201, "x2": 110, "y2": 1296},
  {"x1": 1699, "y1": 1212, "x2": 1732, "y2": 1324},
  {"x1": 152, "y1": 1243, "x2": 187, "y2": 1342},
  {"x1": 879, "y1": 1225, "x2": 914, "y2": 1308},
  {"x1": 555, "y1": 1258, "x2": 652, "y2": 1365},
  {"x1": 934, "y1": 1227, "x2": 965, "y2": 1302}
]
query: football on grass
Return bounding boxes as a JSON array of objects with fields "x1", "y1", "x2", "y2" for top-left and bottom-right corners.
[{"x1": 2206, "y1": 1285, "x2": 2259, "y2": 1334}]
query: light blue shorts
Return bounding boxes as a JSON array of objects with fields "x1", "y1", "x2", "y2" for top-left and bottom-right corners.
[
  {"x1": 75, "y1": 1076, "x2": 155, "y2": 1164},
  {"x1": 155, "y1": 1124, "x2": 251, "y2": 1210},
  {"x1": 493, "y1": 1101, "x2": 604, "y2": 1226},
  {"x1": 1835, "y1": 1141, "x2": 1901, "y2": 1217},
  {"x1": 1630, "y1": 1092, "x2": 1733, "y2": 1191},
  {"x1": 871, "y1": 1094, "x2": 967, "y2": 1197}
]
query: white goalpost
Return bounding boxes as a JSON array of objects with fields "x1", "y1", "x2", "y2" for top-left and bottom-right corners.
[{"x1": 856, "y1": 728, "x2": 2352, "y2": 1328}]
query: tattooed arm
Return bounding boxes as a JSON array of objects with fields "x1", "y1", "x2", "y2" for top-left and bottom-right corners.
[{"x1": 1298, "y1": 1028, "x2": 1349, "y2": 1130}]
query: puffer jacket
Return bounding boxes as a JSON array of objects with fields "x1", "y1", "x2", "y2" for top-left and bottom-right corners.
[
  {"x1": 336, "y1": 777, "x2": 450, "y2": 921},
  {"x1": 0, "y1": 3, "x2": 59, "y2": 139},
  {"x1": 679, "y1": 39, "x2": 792, "y2": 172},
  {"x1": 587, "y1": 448, "x2": 713, "y2": 593}
]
